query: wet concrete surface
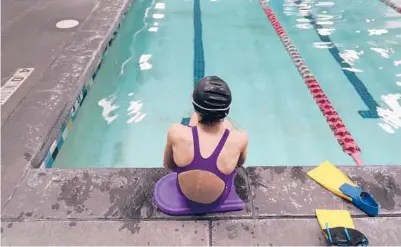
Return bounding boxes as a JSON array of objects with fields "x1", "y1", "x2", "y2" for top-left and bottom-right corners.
[
  {"x1": 249, "y1": 166, "x2": 401, "y2": 216},
  {"x1": 2, "y1": 166, "x2": 401, "y2": 245},
  {"x1": 341, "y1": 166, "x2": 401, "y2": 215},
  {"x1": 1, "y1": 0, "x2": 130, "y2": 208},
  {"x1": 248, "y1": 166, "x2": 345, "y2": 216},
  {"x1": 211, "y1": 217, "x2": 401, "y2": 246},
  {"x1": 1, "y1": 220, "x2": 209, "y2": 246},
  {"x1": 1, "y1": 0, "x2": 99, "y2": 123},
  {"x1": 1, "y1": 167, "x2": 252, "y2": 221}
]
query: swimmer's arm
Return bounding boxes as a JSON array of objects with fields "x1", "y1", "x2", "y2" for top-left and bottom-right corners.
[
  {"x1": 236, "y1": 132, "x2": 248, "y2": 167},
  {"x1": 163, "y1": 126, "x2": 177, "y2": 171}
]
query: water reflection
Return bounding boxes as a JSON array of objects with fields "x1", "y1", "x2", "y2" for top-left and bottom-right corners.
[
  {"x1": 317, "y1": 28, "x2": 335, "y2": 35},
  {"x1": 98, "y1": 95, "x2": 120, "y2": 124},
  {"x1": 155, "y1": 3, "x2": 166, "y2": 9},
  {"x1": 152, "y1": 13, "x2": 165, "y2": 19},
  {"x1": 139, "y1": 54, "x2": 153, "y2": 70},
  {"x1": 368, "y1": 29, "x2": 389, "y2": 35},
  {"x1": 377, "y1": 94, "x2": 401, "y2": 133},
  {"x1": 313, "y1": 41, "x2": 335, "y2": 48},
  {"x1": 339, "y1": 49, "x2": 364, "y2": 65},
  {"x1": 127, "y1": 100, "x2": 147, "y2": 124},
  {"x1": 370, "y1": 47, "x2": 392, "y2": 58}
]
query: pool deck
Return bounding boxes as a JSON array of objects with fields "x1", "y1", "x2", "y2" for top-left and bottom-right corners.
[{"x1": 1, "y1": 0, "x2": 401, "y2": 245}]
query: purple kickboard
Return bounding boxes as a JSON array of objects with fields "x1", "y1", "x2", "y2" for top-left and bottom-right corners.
[{"x1": 153, "y1": 172, "x2": 245, "y2": 216}]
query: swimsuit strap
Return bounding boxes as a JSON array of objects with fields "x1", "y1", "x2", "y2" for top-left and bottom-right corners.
[
  {"x1": 192, "y1": 126, "x2": 230, "y2": 162},
  {"x1": 206, "y1": 127, "x2": 230, "y2": 163},
  {"x1": 183, "y1": 126, "x2": 231, "y2": 179},
  {"x1": 191, "y1": 126, "x2": 201, "y2": 160},
  {"x1": 175, "y1": 126, "x2": 234, "y2": 205},
  {"x1": 192, "y1": 126, "x2": 230, "y2": 160}
]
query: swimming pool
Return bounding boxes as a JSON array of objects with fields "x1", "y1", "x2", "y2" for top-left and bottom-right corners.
[{"x1": 52, "y1": 0, "x2": 401, "y2": 168}]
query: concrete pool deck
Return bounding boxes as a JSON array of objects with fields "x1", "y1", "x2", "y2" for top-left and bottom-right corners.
[
  {"x1": 1, "y1": 0, "x2": 401, "y2": 245},
  {"x1": 1, "y1": 167, "x2": 401, "y2": 245}
]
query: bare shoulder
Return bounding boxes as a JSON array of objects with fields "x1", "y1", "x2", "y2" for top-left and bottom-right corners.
[
  {"x1": 168, "y1": 123, "x2": 184, "y2": 132},
  {"x1": 230, "y1": 129, "x2": 248, "y2": 145},
  {"x1": 168, "y1": 123, "x2": 190, "y2": 140}
]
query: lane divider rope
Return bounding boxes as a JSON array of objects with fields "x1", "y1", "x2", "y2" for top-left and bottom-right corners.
[
  {"x1": 379, "y1": 0, "x2": 401, "y2": 13},
  {"x1": 259, "y1": 0, "x2": 363, "y2": 166},
  {"x1": 294, "y1": 0, "x2": 379, "y2": 119}
]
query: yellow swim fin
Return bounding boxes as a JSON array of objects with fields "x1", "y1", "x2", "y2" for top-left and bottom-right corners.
[
  {"x1": 308, "y1": 161, "x2": 379, "y2": 216},
  {"x1": 316, "y1": 210, "x2": 369, "y2": 246},
  {"x1": 308, "y1": 161, "x2": 355, "y2": 201},
  {"x1": 316, "y1": 209, "x2": 355, "y2": 230}
]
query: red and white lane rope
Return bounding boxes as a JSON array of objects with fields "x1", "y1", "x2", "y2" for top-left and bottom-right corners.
[
  {"x1": 379, "y1": 0, "x2": 401, "y2": 13},
  {"x1": 259, "y1": 0, "x2": 363, "y2": 166}
]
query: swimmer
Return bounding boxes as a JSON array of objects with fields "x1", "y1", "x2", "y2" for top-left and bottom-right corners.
[{"x1": 163, "y1": 76, "x2": 248, "y2": 205}]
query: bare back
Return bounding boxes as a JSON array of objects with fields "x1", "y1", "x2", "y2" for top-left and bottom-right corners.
[{"x1": 168, "y1": 123, "x2": 248, "y2": 204}]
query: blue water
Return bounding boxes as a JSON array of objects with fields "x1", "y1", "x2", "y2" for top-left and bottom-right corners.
[
  {"x1": 269, "y1": 0, "x2": 401, "y2": 165},
  {"x1": 54, "y1": 0, "x2": 193, "y2": 167},
  {"x1": 53, "y1": 0, "x2": 400, "y2": 168}
]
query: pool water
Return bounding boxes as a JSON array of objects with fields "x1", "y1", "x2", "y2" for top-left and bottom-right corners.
[
  {"x1": 53, "y1": 0, "x2": 401, "y2": 168},
  {"x1": 269, "y1": 0, "x2": 401, "y2": 165}
]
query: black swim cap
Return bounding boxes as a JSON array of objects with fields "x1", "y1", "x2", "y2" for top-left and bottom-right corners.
[{"x1": 192, "y1": 76, "x2": 232, "y2": 124}]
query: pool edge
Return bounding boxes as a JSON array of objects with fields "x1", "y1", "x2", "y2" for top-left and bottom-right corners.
[
  {"x1": 1, "y1": 0, "x2": 135, "y2": 209},
  {"x1": 38, "y1": 2, "x2": 137, "y2": 169},
  {"x1": 2, "y1": 165, "x2": 400, "y2": 219}
]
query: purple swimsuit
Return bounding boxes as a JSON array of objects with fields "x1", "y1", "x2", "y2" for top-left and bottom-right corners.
[{"x1": 175, "y1": 126, "x2": 234, "y2": 207}]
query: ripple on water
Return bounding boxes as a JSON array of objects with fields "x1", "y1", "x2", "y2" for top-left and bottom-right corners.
[
  {"x1": 339, "y1": 49, "x2": 364, "y2": 65},
  {"x1": 98, "y1": 96, "x2": 119, "y2": 125},
  {"x1": 317, "y1": 28, "x2": 335, "y2": 35},
  {"x1": 315, "y1": 1, "x2": 335, "y2": 7},
  {"x1": 378, "y1": 94, "x2": 401, "y2": 134},
  {"x1": 313, "y1": 41, "x2": 335, "y2": 49},
  {"x1": 370, "y1": 47, "x2": 392, "y2": 59},
  {"x1": 368, "y1": 29, "x2": 389, "y2": 36}
]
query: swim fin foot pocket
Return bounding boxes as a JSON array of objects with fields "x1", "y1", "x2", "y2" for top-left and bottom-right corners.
[
  {"x1": 339, "y1": 184, "x2": 379, "y2": 217},
  {"x1": 323, "y1": 227, "x2": 369, "y2": 246},
  {"x1": 307, "y1": 161, "x2": 380, "y2": 216}
]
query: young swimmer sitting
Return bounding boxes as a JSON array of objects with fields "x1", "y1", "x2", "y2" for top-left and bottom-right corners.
[{"x1": 162, "y1": 76, "x2": 248, "y2": 206}]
